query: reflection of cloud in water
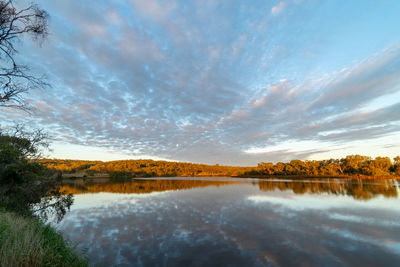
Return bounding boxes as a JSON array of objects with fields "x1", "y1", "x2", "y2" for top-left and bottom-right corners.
[
  {"x1": 70, "y1": 191, "x2": 167, "y2": 210},
  {"x1": 58, "y1": 181, "x2": 400, "y2": 266},
  {"x1": 247, "y1": 194, "x2": 400, "y2": 212},
  {"x1": 322, "y1": 227, "x2": 400, "y2": 254},
  {"x1": 329, "y1": 213, "x2": 400, "y2": 227}
]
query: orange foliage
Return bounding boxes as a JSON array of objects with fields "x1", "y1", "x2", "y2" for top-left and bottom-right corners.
[
  {"x1": 37, "y1": 154, "x2": 400, "y2": 178},
  {"x1": 60, "y1": 179, "x2": 240, "y2": 195},
  {"x1": 258, "y1": 179, "x2": 399, "y2": 200}
]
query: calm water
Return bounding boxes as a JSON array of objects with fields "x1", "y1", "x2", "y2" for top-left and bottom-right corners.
[{"x1": 57, "y1": 178, "x2": 400, "y2": 266}]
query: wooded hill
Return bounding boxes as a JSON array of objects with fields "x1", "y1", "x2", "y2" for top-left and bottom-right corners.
[{"x1": 37, "y1": 155, "x2": 400, "y2": 178}]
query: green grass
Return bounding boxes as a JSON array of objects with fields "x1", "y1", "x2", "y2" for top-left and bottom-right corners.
[{"x1": 0, "y1": 211, "x2": 88, "y2": 267}]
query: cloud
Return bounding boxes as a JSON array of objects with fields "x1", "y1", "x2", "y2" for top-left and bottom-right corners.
[
  {"x1": 271, "y1": 1, "x2": 286, "y2": 16},
  {"x1": 311, "y1": 47, "x2": 400, "y2": 112},
  {"x1": 2, "y1": 0, "x2": 400, "y2": 165},
  {"x1": 215, "y1": 46, "x2": 400, "y2": 161}
]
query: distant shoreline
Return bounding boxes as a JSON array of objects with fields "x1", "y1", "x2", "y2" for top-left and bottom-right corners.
[
  {"x1": 37, "y1": 155, "x2": 400, "y2": 180},
  {"x1": 60, "y1": 174, "x2": 400, "y2": 181},
  {"x1": 234, "y1": 174, "x2": 400, "y2": 179}
]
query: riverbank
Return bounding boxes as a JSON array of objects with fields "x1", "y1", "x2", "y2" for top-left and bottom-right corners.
[{"x1": 0, "y1": 212, "x2": 88, "y2": 267}]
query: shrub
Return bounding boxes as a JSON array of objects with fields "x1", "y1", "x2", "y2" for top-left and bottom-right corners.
[{"x1": 0, "y1": 133, "x2": 73, "y2": 222}]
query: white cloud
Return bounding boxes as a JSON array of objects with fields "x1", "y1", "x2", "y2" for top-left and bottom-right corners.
[
  {"x1": 271, "y1": 1, "x2": 286, "y2": 16},
  {"x1": 2, "y1": 0, "x2": 400, "y2": 166}
]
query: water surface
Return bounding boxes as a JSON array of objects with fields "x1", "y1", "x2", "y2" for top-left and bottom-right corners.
[{"x1": 57, "y1": 178, "x2": 400, "y2": 266}]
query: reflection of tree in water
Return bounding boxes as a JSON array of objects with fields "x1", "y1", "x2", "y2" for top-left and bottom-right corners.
[
  {"x1": 60, "y1": 178, "x2": 399, "y2": 200},
  {"x1": 258, "y1": 179, "x2": 399, "y2": 200},
  {"x1": 60, "y1": 179, "x2": 239, "y2": 195}
]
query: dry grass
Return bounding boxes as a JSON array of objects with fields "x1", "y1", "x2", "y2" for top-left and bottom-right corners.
[{"x1": 0, "y1": 212, "x2": 88, "y2": 267}]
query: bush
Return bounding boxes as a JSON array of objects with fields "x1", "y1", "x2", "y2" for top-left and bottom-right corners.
[{"x1": 0, "y1": 133, "x2": 73, "y2": 222}]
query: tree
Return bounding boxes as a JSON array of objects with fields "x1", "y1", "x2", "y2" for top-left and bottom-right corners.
[
  {"x1": 393, "y1": 156, "x2": 400, "y2": 176},
  {"x1": 0, "y1": 0, "x2": 48, "y2": 110},
  {"x1": 0, "y1": 2, "x2": 73, "y2": 222},
  {"x1": 0, "y1": 124, "x2": 49, "y2": 158},
  {"x1": 0, "y1": 130, "x2": 73, "y2": 222},
  {"x1": 258, "y1": 162, "x2": 274, "y2": 175},
  {"x1": 342, "y1": 155, "x2": 371, "y2": 174},
  {"x1": 360, "y1": 157, "x2": 392, "y2": 177}
]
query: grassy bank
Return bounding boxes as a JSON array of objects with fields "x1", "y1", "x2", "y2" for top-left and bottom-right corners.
[{"x1": 0, "y1": 212, "x2": 88, "y2": 267}]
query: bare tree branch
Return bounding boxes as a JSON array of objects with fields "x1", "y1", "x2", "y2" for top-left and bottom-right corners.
[{"x1": 0, "y1": 0, "x2": 49, "y2": 111}]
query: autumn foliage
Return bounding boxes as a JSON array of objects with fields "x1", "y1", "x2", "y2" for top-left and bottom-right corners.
[{"x1": 37, "y1": 155, "x2": 400, "y2": 178}]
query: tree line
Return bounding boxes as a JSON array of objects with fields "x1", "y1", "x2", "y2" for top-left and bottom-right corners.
[
  {"x1": 253, "y1": 155, "x2": 400, "y2": 177},
  {"x1": 37, "y1": 154, "x2": 400, "y2": 178}
]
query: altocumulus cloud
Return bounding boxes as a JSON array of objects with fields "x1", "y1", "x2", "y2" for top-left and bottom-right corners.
[{"x1": 2, "y1": 0, "x2": 400, "y2": 165}]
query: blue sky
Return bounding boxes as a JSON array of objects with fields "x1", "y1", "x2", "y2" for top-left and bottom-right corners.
[{"x1": 2, "y1": 0, "x2": 400, "y2": 165}]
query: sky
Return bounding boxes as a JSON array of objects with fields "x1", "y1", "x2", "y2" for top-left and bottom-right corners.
[{"x1": 1, "y1": 0, "x2": 400, "y2": 166}]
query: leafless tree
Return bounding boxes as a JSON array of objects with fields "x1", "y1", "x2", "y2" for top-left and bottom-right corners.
[{"x1": 0, "y1": 0, "x2": 48, "y2": 110}]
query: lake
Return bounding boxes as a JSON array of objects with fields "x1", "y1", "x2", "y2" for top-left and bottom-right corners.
[{"x1": 56, "y1": 177, "x2": 400, "y2": 266}]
